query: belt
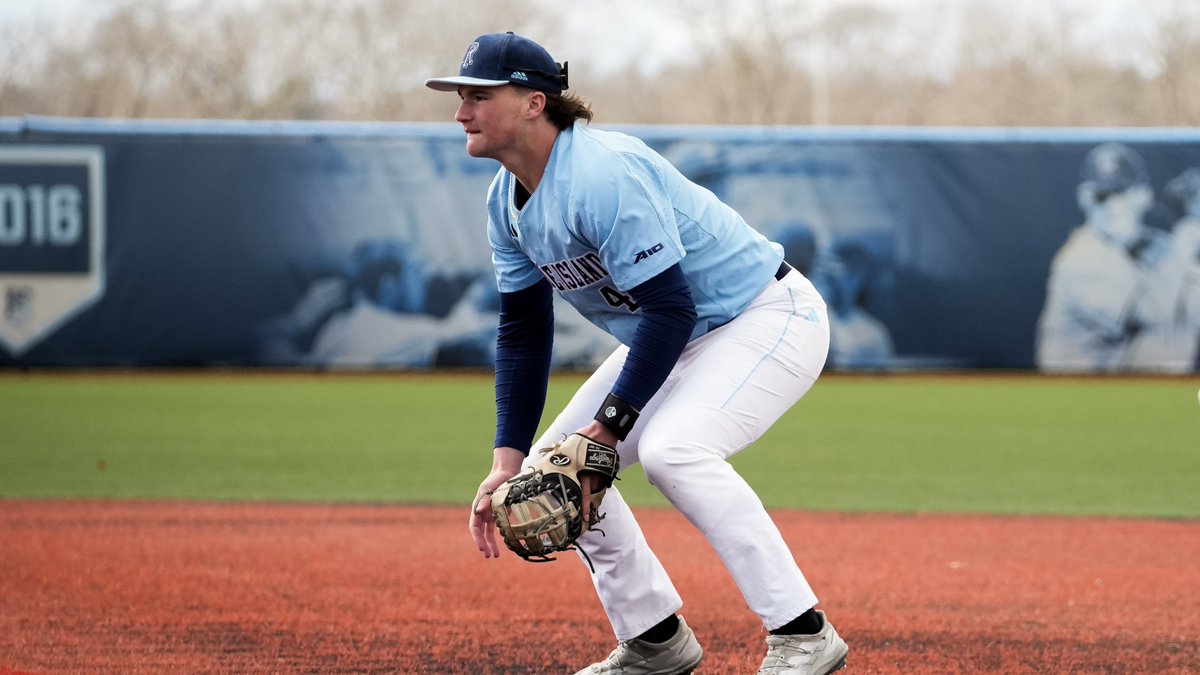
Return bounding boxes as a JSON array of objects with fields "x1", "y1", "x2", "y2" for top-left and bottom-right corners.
[{"x1": 775, "y1": 260, "x2": 794, "y2": 281}]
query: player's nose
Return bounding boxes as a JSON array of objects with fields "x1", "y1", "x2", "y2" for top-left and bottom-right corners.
[{"x1": 455, "y1": 101, "x2": 472, "y2": 125}]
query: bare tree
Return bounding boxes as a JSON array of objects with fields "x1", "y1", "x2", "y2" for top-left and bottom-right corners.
[
  {"x1": 1, "y1": 0, "x2": 1198, "y2": 127},
  {"x1": 1151, "y1": 0, "x2": 1200, "y2": 126}
]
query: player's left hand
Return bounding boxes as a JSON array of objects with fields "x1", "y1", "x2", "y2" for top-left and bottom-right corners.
[
  {"x1": 580, "y1": 472, "x2": 603, "y2": 525},
  {"x1": 575, "y1": 421, "x2": 619, "y2": 524}
]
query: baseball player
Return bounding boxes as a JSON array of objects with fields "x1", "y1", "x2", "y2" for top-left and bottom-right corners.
[
  {"x1": 1156, "y1": 167, "x2": 1200, "y2": 370},
  {"x1": 1036, "y1": 143, "x2": 1200, "y2": 373},
  {"x1": 259, "y1": 239, "x2": 447, "y2": 368},
  {"x1": 428, "y1": 32, "x2": 848, "y2": 674}
]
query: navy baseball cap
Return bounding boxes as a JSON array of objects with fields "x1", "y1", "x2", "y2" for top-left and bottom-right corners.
[{"x1": 425, "y1": 32, "x2": 567, "y2": 95}]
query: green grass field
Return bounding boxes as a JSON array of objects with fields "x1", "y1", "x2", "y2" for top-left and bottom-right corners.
[{"x1": 2, "y1": 371, "x2": 1198, "y2": 518}]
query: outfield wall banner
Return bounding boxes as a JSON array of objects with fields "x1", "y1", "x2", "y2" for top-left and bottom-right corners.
[
  {"x1": 0, "y1": 145, "x2": 105, "y2": 357},
  {"x1": 1, "y1": 117, "x2": 1198, "y2": 372}
]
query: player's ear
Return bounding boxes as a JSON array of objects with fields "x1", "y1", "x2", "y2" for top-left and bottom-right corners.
[{"x1": 525, "y1": 90, "x2": 547, "y2": 119}]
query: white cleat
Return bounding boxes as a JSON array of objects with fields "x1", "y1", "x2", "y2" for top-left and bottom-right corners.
[
  {"x1": 756, "y1": 610, "x2": 848, "y2": 675},
  {"x1": 574, "y1": 616, "x2": 704, "y2": 675}
]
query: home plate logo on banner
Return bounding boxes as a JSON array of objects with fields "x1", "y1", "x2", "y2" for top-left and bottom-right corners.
[{"x1": 0, "y1": 146, "x2": 106, "y2": 357}]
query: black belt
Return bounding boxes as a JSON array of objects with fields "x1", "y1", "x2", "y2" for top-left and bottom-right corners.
[{"x1": 775, "y1": 261, "x2": 794, "y2": 281}]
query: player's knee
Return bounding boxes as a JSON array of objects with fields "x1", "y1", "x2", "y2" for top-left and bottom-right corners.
[{"x1": 638, "y1": 439, "x2": 709, "y2": 486}]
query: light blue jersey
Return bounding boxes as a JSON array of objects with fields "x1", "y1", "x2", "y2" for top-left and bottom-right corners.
[{"x1": 487, "y1": 121, "x2": 783, "y2": 345}]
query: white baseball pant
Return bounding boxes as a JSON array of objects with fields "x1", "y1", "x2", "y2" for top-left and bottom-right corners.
[{"x1": 526, "y1": 269, "x2": 830, "y2": 641}]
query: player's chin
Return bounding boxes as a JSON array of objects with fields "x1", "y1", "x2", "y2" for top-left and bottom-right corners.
[{"x1": 464, "y1": 134, "x2": 489, "y2": 157}]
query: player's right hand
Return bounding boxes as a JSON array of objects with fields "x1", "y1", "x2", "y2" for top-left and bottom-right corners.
[{"x1": 468, "y1": 447, "x2": 525, "y2": 559}]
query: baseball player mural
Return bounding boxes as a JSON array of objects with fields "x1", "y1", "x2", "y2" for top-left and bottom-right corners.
[
  {"x1": 257, "y1": 239, "x2": 448, "y2": 368},
  {"x1": 1158, "y1": 167, "x2": 1200, "y2": 370},
  {"x1": 1036, "y1": 143, "x2": 1200, "y2": 373},
  {"x1": 427, "y1": 32, "x2": 848, "y2": 675},
  {"x1": 810, "y1": 232, "x2": 896, "y2": 371}
]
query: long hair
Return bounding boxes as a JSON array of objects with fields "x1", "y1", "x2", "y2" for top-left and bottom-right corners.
[
  {"x1": 543, "y1": 92, "x2": 592, "y2": 130},
  {"x1": 511, "y1": 84, "x2": 592, "y2": 130}
]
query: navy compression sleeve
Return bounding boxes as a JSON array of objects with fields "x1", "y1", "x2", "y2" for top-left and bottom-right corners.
[
  {"x1": 611, "y1": 263, "x2": 698, "y2": 410},
  {"x1": 493, "y1": 279, "x2": 554, "y2": 453}
]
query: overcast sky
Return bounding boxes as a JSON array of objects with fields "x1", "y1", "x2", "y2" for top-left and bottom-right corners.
[{"x1": 0, "y1": 0, "x2": 105, "y2": 24}]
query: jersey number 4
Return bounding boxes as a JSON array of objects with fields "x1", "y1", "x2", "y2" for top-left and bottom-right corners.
[{"x1": 600, "y1": 285, "x2": 639, "y2": 312}]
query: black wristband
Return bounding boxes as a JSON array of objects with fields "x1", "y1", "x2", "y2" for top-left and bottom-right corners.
[{"x1": 594, "y1": 392, "x2": 640, "y2": 441}]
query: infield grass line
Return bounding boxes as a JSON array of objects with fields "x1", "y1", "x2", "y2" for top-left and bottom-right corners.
[{"x1": 2, "y1": 371, "x2": 1197, "y2": 519}]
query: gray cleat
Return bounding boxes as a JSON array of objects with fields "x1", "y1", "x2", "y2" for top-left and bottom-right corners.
[
  {"x1": 756, "y1": 610, "x2": 848, "y2": 675},
  {"x1": 574, "y1": 616, "x2": 704, "y2": 675}
]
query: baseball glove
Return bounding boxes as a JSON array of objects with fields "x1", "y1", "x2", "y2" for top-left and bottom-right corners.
[{"x1": 489, "y1": 433, "x2": 619, "y2": 565}]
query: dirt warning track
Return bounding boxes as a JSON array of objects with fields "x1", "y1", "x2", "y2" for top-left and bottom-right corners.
[{"x1": 1, "y1": 500, "x2": 1197, "y2": 673}]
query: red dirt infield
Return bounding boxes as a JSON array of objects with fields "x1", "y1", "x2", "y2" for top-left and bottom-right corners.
[{"x1": 1, "y1": 500, "x2": 1198, "y2": 674}]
